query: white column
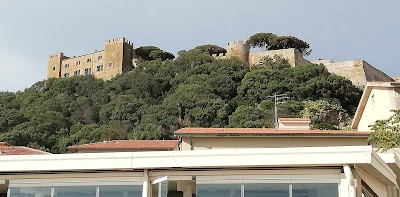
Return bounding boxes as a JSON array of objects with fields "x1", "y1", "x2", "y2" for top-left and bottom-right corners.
[
  {"x1": 143, "y1": 170, "x2": 149, "y2": 197},
  {"x1": 354, "y1": 171, "x2": 362, "y2": 197},
  {"x1": 344, "y1": 165, "x2": 356, "y2": 197}
]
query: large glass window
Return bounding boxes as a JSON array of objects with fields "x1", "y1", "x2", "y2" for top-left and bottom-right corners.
[
  {"x1": 292, "y1": 183, "x2": 338, "y2": 197},
  {"x1": 197, "y1": 181, "x2": 338, "y2": 197},
  {"x1": 54, "y1": 186, "x2": 97, "y2": 197},
  {"x1": 99, "y1": 185, "x2": 142, "y2": 197},
  {"x1": 197, "y1": 183, "x2": 241, "y2": 197},
  {"x1": 244, "y1": 183, "x2": 289, "y2": 197},
  {"x1": 9, "y1": 187, "x2": 51, "y2": 197}
]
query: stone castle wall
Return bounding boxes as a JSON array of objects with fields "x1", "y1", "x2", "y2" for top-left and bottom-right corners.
[
  {"x1": 48, "y1": 37, "x2": 395, "y2": 86},
  {"x1": 249, "y1": 48, "x2": 310, "y2": 67},
  {"x1": 60, "y1": 50, "x2": 105, "y2": 78},
  {"x1": 47, "y1": 37, "x2": 134, "y2": 80},
  {"x1": 310, "y1": 59, "x2": 394, "y2": 86},
  {"x1": 362, "y1": 60, "x2": 395, "y2": 83},
  {"x1": 47, "y1": 52, "x2": 66, "y2": 78},
  {"x1": 224, "y1": 40, "x2": 394, "y2": 86},
  {"x1": 226, "y1": 40, "x2": 249, "y2": 63}
]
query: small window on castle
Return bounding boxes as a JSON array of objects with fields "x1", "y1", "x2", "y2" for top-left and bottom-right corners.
[
  {"x1": 52, "y1": 67, "x2": 56, "y2": 71},
  {"x1": 98, "y1": 56, "x2": 102, "y2": 60},
  {"x1": 64, "y1": 73, "x2": 69, "y2": 78},
  {"x1": 74, "y1": 70, "x2": 80, "y2": 76},
  {"x1": 109, "y1": 62, "x2": 114, "y2": 68},
  {"x1": 87, "y1": 58, "x2": 91, "y2": 63},
  {"x1": 84, "y1": 68, "x2": 92, "y2": 75},
  {"x1": 64, "y1": 64, "x2": 69, "y2": 68},
  {"x1": 76, "y1": 61, "x2": 80, "y2": 65},
  {"x1": 97, "y1": 65, "x2": 104, "y2": 72}
]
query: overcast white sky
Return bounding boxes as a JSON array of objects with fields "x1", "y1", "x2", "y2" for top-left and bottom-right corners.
[{"x1": 0, "y1": 0, "x2": 399, "y2": 92}]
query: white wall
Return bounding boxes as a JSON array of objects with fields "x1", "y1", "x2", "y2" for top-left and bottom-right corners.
[{"x1": 358, "y1": 87, "x2": 400, "y2": 131}]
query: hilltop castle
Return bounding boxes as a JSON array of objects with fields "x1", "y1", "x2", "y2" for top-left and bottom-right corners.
[
  {"x1": 47, "y1": 37, "x2": 394, "y2": 86},
  {"x1": 214, "y1": 40, "x2": 394, "y2": 86},
  {"x1": 47, "y1": 37, "x2": 134, "y2": 80}
]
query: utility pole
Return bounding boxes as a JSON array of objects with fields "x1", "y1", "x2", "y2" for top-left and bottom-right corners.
[{"x1": 267, "y1": 93, "x2": 290, "y2": 129}]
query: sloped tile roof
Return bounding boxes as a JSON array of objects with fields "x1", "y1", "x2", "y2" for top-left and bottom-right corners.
[
  {"x1": 68, "y1": 140, "x2": 179, "y2": 153},
  {"x1": 0, "y1": 146, "x2": 49, "y2": 155},
  {"x1": 175, "y1": 128, "x2": 370, "y2": 136}
]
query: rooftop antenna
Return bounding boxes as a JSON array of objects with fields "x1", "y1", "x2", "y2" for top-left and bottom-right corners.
[{"x1": 267, "y1": 93, "x2": 290, "y2": 129}]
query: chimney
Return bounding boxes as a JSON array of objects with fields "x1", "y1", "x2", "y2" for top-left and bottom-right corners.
[{"x1": 278, "y1": 118, "x2": 311, "y2": 130}]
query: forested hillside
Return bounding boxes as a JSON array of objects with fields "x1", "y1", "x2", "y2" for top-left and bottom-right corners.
[{"x1": 0, "y1": 47, "x2": 363, "y2": 153}]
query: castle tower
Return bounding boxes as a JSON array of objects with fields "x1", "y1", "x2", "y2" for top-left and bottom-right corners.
[
  {"x1": 226, "y1": 40, "x2": 250, "y2": 63},
  {"x1": 47, "y1": 52, "x2": 66, "y2": 78},
  {"x1": 101, "y1": 37, "x2": 134, "y2": 80}
]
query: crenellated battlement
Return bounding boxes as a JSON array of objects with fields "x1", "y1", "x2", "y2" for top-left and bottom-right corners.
[
  {"x1": 105, "y1": 37, "x2": 133, "y2": 46},
  {"x1": 227, "y1": 40, "x2": 249, "y2": 49},
  {"x1": 49, "y1": 52, "x2": 64, "y2": 58},
  {"x1": 48, "y1": 37, "x2": 135, "y2": 80},
  {"x1": 226, "y1": 40, "x2": 250, "y2": 63}
]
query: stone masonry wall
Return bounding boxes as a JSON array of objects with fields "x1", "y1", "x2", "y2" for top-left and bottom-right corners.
[
  {"x1": 48, "y1": 37, "x2": 134, "y2": 80},
  {"x1": 122, "y1": 41, "x2": 134, "y2": 72},
  {"x1": 362, "y1": 60, "x2": 395, "y2": 83},
  {"x1": 226, "y1": 40, "x2": 249, "y2": 63},
  {"x1": 47, "y1": 52, "x2": 66, "y2": 78},
  {"x1": 249, "y1": 48, "x2": 310, "y2": 67},
  {"x1": 60, "y1": 51, "x2": 105, "y2": 78},
  {"x1": 223, "y1": 40, "x2": 394, "y2": 87},
  {"x1": 321, "y1": 59, "x2": 394, "y2": 86},
  {"x1": 323, "y1": 60, "x2": 367, "y2": 86}
]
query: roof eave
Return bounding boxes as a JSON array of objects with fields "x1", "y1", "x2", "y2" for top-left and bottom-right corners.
[{"x1": 175, "y1": 133, "x2": 370, "y2": 137}]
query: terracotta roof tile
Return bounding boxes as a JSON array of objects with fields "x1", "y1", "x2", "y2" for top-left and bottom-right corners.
[
  {"x1": 68, "y1": 140, "x2": 179, "y2": 153},
  {"x1": 175, "y1": 128, "x2": 371, "y2": 136},
  {"x1": 0, "y1": 147, "x2": 49, "y2": 155}
]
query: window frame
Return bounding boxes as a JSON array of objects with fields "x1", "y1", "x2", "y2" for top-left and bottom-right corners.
[{"x1": 97, "y1": 65, "x2": 104, "y2": 72}]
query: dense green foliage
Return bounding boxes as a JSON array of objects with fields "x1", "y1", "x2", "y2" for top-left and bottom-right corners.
[
  {"x1": 0, "y1": 50, "x2": 362, "y2": 153},
  {"x1": 193, "y1": 45, "x2": 227, "y2": 55},
  {"x1": 133, "y1": 46, "x2": 175, "y2": 62},
  {"x1": 248, "y1": 32, "x2": 312, "y2": 56},
  {"x1": 368, "y1": 110, "x2": 400, "y2": 152}
]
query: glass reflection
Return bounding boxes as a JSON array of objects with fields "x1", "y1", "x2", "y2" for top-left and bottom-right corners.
[
  {"x1": 292, "y1": 183, "x2": 338, "y2": 197},
  {"x1": 197, "y1": 183, "x2": 241, "y2": 197},
  {"x1": 54, "y1": 186, "x2": 96, "y2": 197},
  {"x1": 99, "y1": 185, "x2": 142, "y2": 197},
  {"x1": 244, "y1": 183, "x2": 289, "y2": 197},
  {"x1": 10, "y1": 187, "x2": 51, "y2": 197}
]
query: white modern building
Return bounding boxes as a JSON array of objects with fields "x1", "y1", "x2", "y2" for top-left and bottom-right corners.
[
  {"x1": 0, "y1": 119, "x2": 399, "y2": 197},
  {"x1": 0, "y1": 146, "x2": 398, "y2": 197}
]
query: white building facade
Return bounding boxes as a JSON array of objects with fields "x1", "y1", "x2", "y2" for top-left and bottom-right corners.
[{"x1": 0, "y1": 145, "x2": 399, "y2": 197}]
